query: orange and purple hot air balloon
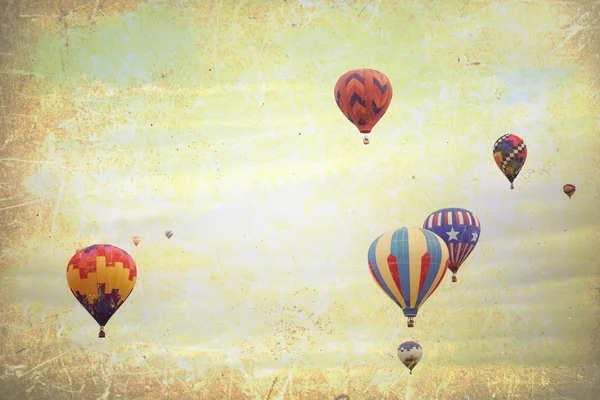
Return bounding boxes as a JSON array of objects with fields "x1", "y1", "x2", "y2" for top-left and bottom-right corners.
[
  {"x1": 334, "y1": 69, "x2": 393, "y2": 145},
  {"x1": 493, "y1": 133, "x2": 527, "y2": 189},
  {"x1": 563, "y1": 184, "x2": 576, "y2": 199},
  {"x1": 66, "y1": 244, "x2": 137, "y2": 338}
]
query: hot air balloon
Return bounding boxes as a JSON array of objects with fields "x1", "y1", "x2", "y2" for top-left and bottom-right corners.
[
  {"x1": 334, "y1": 68, "x2": 393, "y2": 145},
  {"x1": 132, "y1": 236, "x2": 141, "y2": 246},
  {"x1": 398, "y1": 341, "x2": 423, "y2": 375},
  {"x1": 66, "y1": 244, "x2": 137, "y2": 338},
  {"x1": 165, "y1": 230, "x2": 173, "y2": 239},
  {"x1": 423, "y1": 207, "x2": 481, "y2": 283},
  {"x1": 368, "y1": 227, "x2": 449, "y2": 327},
  {"x1": 563, "y1": 184, "x2": 576, "y2": 199},
  {"x1": 493, "y1": 133, "x2": 527, "y2": 189}
]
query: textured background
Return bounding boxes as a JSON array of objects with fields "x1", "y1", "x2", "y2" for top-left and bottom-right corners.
[{"x1": 1, "y1": 0, "x2": 600, "y2": 399}]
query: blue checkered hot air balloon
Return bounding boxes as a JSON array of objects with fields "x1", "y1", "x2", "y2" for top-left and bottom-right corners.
[
  {"x1": 367, "y1": 227, "x2": 449, "y2": 327},
  {"x1": 423, "y1": 207, "x2": 481, "y2": 283}
]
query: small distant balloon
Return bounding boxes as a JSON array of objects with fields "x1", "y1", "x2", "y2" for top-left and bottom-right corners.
[
  {"x1": 398, "y1": 341, "x2": 423, "y2": 375},
  {"x1": 493, "y1": 133, "x2": 527, "y2": 189},
  {"x1": 563, "y1": 184, "x2": 575, "y2": 199},
  {"x1": 132, "y1": 236, "x2": 141, "y2": 246},
  {"x1": 165, "y1": 230, "x2": 173, "y2": 239}
]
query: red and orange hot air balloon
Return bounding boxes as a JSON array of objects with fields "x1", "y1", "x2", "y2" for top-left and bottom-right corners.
[
  {"x1": 334, "y1": 69, "x2": 393, "y2": 145},
  {"x1": 66, "y1": 244, "x2": 138, "y2": 338},
  {"x1": 563, "y1": 184, "x2": 576, "y2": 199}
]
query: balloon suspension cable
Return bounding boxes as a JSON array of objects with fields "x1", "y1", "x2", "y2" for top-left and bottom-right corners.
[
  {"x1": 362, "y1": 134, "x2": 370, "y2": 145},
  {"x1": 99, "y1": 326, "x2": 106, "y2": 339},
  {"x1": 510, "y1": 182, "x2": 514, "y2": 190}
]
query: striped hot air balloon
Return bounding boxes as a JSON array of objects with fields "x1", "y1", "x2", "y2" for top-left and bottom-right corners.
[
  {"x1": 423, "y1": 207, "x2": 481, "y2": 283},
  {"x1": 493, "y1": 133, "x2": 527, "y2": 189},
  {"x1": 66, "y1": 244, "x2": 137, "y2": 338},
  {"x1": 368, "y1": 227, "x2": 449, "y2": 327},
  {"x1": 165, "y1": 230, "x2": 173, "y2": 239},
  {"x1": 563, "y1": 184, "x2": 576, "y2": 199},
  {"x1": 132, "y1": 236, "x2": 141, "y2": 246},
  {"x1": 334, "y1": 68, "x2": 393, "y2": 145}
]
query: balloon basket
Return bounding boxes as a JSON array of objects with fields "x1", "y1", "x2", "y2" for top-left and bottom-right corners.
[
  {"x1": 362, "y1": 134, "x2": 370, "y2": 145},
  {"x1": 99, "y1": 327, "x2": 106, "y2": 338},
  {"x1": 407, "y1": 318, "x2": 414, "y2": 328},
  {"x1": 452, "y1": 275, "x2": 457, "y2": 282}
]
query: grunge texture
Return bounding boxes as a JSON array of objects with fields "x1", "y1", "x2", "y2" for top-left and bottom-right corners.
[{"x1": 1, "y1": 0, "x2": 599, "y2": 399}]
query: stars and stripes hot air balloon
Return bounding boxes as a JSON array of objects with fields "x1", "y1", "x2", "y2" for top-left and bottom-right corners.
[
  {"x1": 563, "y1": 184, "x2": 576, "y2": 199},
  {"x1": 132, "y1": 236, "x2": 141, "y2": 246},
  {"x1": 423, "y1": 207, "x2": 481, "y2": 283},
  {"x1": 66, "y1": 244, "x2": 137, "y2": 338},
  {"x1": 368, "y1": 227, "x2": 449, "y2": 327},
  {"x1": 398, "y1": 341, "x2": 423, "y2": 375},
  {"x1": 334, "y1": 68, "x2": 393, "y2": 145},
  {"x1": 165, "y1": 230, "x2": 173, "y2": 239},
  {"x1": 493, "y1": 133, "x2": 527, "y2": 189}
]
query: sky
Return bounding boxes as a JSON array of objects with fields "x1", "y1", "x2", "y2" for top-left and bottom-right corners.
[{"x1": 1, "y1": 0, "x2": 599, "y2": 399}]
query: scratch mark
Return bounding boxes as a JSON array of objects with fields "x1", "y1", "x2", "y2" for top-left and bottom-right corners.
[
  {"x1": 275, "y1": 361, "x2": 297, "y2": 400},
  {"x1": 266, "y1": 376, "x2": 278, "y2": 400},
  {"x1": 0, "y1": 69, "x2": 39, "y2": 77},
  {"x1": 365, "y1": 0, "x2": 382, "y2": 27},
  {"x1": 49, "y1": 181, "x2": 66, "y2": 257},
  {"x1": 0, "y1": 194, "x2": 60, "y2": 212},
  {"x1": 19, "y1": 14, "x2": 60, "y2": 18},
  {"x1": 0, "y1": 158, "x2": 55, "y2": 164},
  {"x1": 549, "y1": 25, "x2": 583, "y2": 53},
  {"x1": 212, "y1": 2, "x2": 222, "y2": 84},
  {"x1": 0, "y1": 96, "x2": 12, "y2": 152},
  {"x1": 358, "y1": 0, "x2": 373, "y2": 17},
  {"x1": 50, "y1": 382, "x2": 84, "y2": 394},
  {"x1": 19, "y1": 349, "x2": 73, "y2": 378},
  {"x1": 87, "y1": 0, "x2": 101, "y2": 35}
]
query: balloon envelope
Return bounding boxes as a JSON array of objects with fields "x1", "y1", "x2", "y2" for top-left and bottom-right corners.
[
  {"x1": 423, "y1": 207, "x2": 481, "y2": 282},
  {"x1": 398, "y1": 341, "x2": 423, "y2": 374},
  {"x1": 66, "y1": 244, "x2": 137, "y2": 338},
  {"x1": 334, "y1": 68, "x2": 393, "y2": 144},
  {"x1": 493, "y1": 133, "x2": 527, "y2": 189},
  {"x1": 132, "y1": 236, "x2": 141, "y2": 246},
  {"x1": 367, "y1": 227, "x2": 449, "y2": 327},
  {"x1": 563, "y1": 184, "x2": 576, "y2": 199},
  {"x1": 165, "y1": 230, "x2": 173, "y2": 239}
]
